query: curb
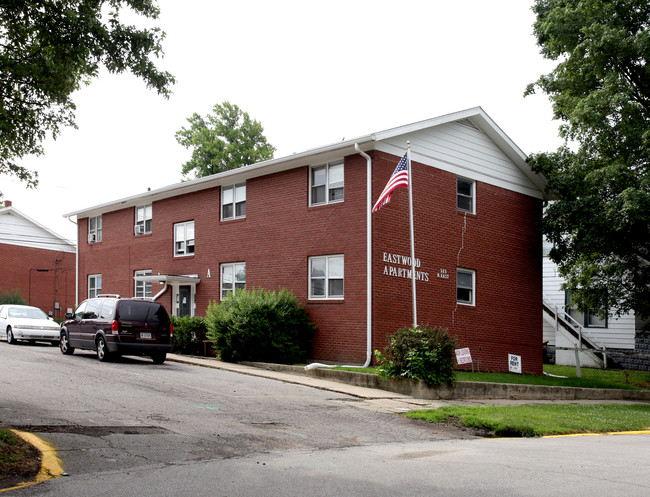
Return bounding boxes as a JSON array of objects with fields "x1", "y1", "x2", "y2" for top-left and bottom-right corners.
[
  {"x1": 1, "y1": 430, "x2": 64, "y2": 493},
  {"x1": 242, "y1": 361, "x2": 650, "y2": 401}
]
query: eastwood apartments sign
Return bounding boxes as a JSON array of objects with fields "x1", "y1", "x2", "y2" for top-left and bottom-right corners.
[{"x1": 381, "y1": 252, "x2": 451, "y2": 283}]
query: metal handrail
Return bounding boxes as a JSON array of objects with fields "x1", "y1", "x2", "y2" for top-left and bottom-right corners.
[{"x1": 542, "y1": 294, "x2": 604, "y2": 350}]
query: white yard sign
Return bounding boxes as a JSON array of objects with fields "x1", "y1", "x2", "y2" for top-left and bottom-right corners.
[
  {"x1": 508, "y1": 354, "x2": 522, "y2": 374},
  {"x1": 455, "y1": 347, "x2": 472, "y2": 365}
]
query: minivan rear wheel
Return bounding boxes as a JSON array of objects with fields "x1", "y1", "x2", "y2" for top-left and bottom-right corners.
[{"x1": 96, "y1": 336, "x2": 111, "y2": 362}]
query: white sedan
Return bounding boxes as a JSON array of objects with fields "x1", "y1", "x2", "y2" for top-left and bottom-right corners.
[{"x1": 0, "y1": 305, "x2": 60, "y2": 345}]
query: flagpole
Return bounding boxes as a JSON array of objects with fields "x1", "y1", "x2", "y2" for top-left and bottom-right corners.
[{"x1": 407, "y1": 142, "x2": 417, "y2": 327}]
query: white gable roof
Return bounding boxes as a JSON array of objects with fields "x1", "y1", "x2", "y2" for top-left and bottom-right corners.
[
  {"x1": 0, "y1": 205, "x2": 76, "y2": 252},
  {"x1": 64, "y1": 107, "x2": 548, "y2": 219}
]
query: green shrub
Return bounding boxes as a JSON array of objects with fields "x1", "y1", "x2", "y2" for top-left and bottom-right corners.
[
  {"x1": 171, "y1": 316, "x2": 210, "y2": 355},
  {"x1": 375, "y1": 325, "x2": 456, "y2": 386},
  {"x1": 0, "y1": 289, "x2": 26, "y2": 305},
  {"x1": 205, "y1": 288, "x2": 314, "y2": 364}
]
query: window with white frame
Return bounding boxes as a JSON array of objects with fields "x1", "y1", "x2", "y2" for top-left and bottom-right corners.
[
  {"x1": 310, "y1": 161, "x2": 344, "y2": 206},
  {"x1": 135, "y1": 270, "x2": 152, "y2": 298},
  {"x1": 88, "y1": 274, "x2": 102, "y2": 298},
  {"x1": 457, "y1": 177, "x2": 475, "y2": 213},
  {"x1": 309, "y1": 255, "x2": 344, "y2": 299},
  {"x1": 565, "y1": 291, "x2": 607, "y2": 328},
  {"x1": 174, "y1": 221, "x2": 195, "y2": 256},
  {"x1": 456, "y1": 268, "x2": 475, "y2": 305},
  {"x1": 88, "y1": 216, "x2": 102, "y2": 243},
  {"x1": 222, "y1": 183, "x2": 246, "y2": 220},
  {"x1": 135, "y1": 204, "x2": 152, "y2": 235},
  {"x1": 221, "y1": 263, "x2": 245, "y2": 300}
]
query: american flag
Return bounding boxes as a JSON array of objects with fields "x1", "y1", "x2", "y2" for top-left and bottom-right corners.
[{"x1": 372, "y1": 153, "x2": 409, "y2": 212}]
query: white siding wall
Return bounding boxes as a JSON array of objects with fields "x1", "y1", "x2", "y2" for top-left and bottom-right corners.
[
  {"x1": 0, "y1": 210, "x2": 75, "y2": 253},
  {"x1": 543, "y1": 256, "x2": 635, "y2": 350},
  {"x1": 376, "y1": 120, "x2": 543, "y2": 199}
]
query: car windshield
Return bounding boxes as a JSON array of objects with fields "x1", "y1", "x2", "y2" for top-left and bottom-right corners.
[{"x1": 8, "y1": 307, "x2": 48, "y2": 320}]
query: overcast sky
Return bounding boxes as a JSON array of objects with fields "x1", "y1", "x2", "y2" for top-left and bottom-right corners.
[{"x1": 3, "y1": 0, "x2": 562, "y2": 242}]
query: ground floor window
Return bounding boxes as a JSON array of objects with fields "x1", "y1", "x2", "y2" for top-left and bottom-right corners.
[
  {"x1": 456, "y1": 268, "x2": 475, "y2": 305},
  {"x1": 565, "y1": 291, "x2": 607, "y2": 328},
  {"x1": 88, "y1": 274, "x2": 102, "y2": 298},
  {"x1": 221, "y1": 263, "x2": 246, "y2": 300},
  {"x1": 135, "y1": 270, "x2": 152, "y2": 298},
  {"x1": 309, "y1": 255, "x2": 344, "y2": 299}
]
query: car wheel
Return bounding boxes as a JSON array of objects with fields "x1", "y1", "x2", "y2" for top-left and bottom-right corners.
[
  {"x1": 151, "y1": 353, "x2": 167, "y2": 364},
  {"x1": 96, "y1": 336, "x2": 110, "y2": 362},
  {"x1": 6, "y1": 327, "x2": 15, "y2": 344},
  {"x1": 60, "y1": 331, "x2": 75, "y2": 355}
]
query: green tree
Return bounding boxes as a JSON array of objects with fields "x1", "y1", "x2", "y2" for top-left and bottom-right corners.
[
  {"x1": 525, "y1": 0, "x2": 650, "y2": 322},
  {"x1": 175, "y1": 101, "x2": 276, "y2": 179},
  {"x1": 0, "y1": 0, "x2": 175, "y2": 196}
]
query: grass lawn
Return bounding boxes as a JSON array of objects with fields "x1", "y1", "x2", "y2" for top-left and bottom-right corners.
[
  {"x1": 333, "y1": 364, "x2": 650, "y2": 390},
  {"x1": 404, "y1": 403, "x2": 650, "y2": 437}
]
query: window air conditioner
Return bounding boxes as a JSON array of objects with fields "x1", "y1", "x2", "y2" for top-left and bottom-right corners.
[
  {"x1": 88, "y1": 233, "x2": 96, "y2": 243},
  {"x1": 134, "y1": 224, "x2": 145, "y2": 235}
]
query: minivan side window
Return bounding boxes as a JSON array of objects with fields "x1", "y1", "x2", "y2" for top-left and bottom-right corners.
[
  {"x1": 83, "y1": 299, "x2": 100, "y2": 319},
  {"x1": 99, "y1": 299, "x2": 116, "y2": 320},
  {"x1": 74, "y1": 302, "x2": 87, "y2": 319}
]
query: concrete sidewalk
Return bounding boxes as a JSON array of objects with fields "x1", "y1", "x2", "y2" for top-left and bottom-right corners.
[{"x1": 166, "y1": 354, "x2": 650, "y2": 412}]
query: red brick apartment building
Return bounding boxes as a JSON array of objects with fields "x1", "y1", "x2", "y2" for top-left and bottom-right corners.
[
  {"x1": 0, "y1": 201, "x2": 76, "y2": 318},
  {"x1": 64, "y1": 108, "x2": 547, "y2": 373}
]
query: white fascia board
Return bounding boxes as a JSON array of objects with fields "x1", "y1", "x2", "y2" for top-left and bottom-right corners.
[{"x1": 64, "y1": 136, "x2": 376, "y2": 220}]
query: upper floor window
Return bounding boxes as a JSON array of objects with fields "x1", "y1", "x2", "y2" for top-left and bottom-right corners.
[
  {"x1": 88, "y1": 216, "x2": 102, "y2": 243},
  {"x1": 135, "y1": 270, "x2": 152, "y2": 298},
  {"x1": 135, "y1": 204, "x2": 152, "y2": 235},
  {"x1": 174, "y1": 221, "x2": 195, "y2": 257},
  {"x1": 88, "y1": 274, "x2": 102, "y2": 298},
  {"x1": 309, "y1": 255, "x2": 344, "y2": 299},
  {"x1": 222, "y1": 183, "x2": 246, "y2": 220},
  {"x1": 310, "y1": 161, "x2": 344, "y2": 206},
  {"x1": 456, "y1": 268, "x2": 475, "y2": 306},
  {"x1": 457, "y1": 178, "x2": 475, "y2": 213},
  {"x1": 221, "y1": 262, "x2": 246, "y2": 300}
]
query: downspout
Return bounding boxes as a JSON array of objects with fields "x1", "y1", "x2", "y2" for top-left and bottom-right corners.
[
  {"x1": 66, "y1": 216, "x2": 78, "y2": 308},
  {"x1": 152, "y1": 283, "x2": 168, "y2": 301},
  {"x1": 355, "y1": 143, "x2": 373, "y2": 368}
]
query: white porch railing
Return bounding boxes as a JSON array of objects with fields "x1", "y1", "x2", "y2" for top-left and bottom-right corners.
[{"x1": 542, "y1": 294, "x2": 606, "y2": 353}]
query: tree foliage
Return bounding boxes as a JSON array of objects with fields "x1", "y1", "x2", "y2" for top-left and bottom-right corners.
[
  {"x1": 526, "y1": 0, "x2": 650, "y2": 321},
  {"x1": 0, "y1": 0, "x2": 175, "y2": 195},
  {"x1": 175, "y1": 101, "x2": 275, "y2": 179}
]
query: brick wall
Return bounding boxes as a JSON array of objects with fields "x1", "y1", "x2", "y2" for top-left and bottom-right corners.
[
  {"x1": 0, "y1": 243, "x2": 76, "y2": 319},
  {"x1": 76, "y1": 150, "x2": 543, "y2": 372},
  {"x1": 371, "y1": 151, "x2": 543, "y2": 374}
]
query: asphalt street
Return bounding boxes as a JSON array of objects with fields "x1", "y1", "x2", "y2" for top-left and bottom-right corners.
[{"x1": 2, "y1": 343, "x2": 650, "y2": 496}]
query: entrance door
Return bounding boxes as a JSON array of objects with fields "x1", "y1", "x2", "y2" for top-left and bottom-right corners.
[{"x1": 178, "y1": 285, "x2": 191, "y2": 317}]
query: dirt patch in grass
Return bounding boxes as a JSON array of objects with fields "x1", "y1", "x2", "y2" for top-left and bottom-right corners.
[
  {"x1": 438, "y1": 417, "x2": 495, "y2": 438},
  {"x1": 0, "y1": 432, "x2": 41, "y2": 490}
]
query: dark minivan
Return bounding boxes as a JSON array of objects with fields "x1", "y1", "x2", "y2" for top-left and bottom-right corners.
[{"x1": 60, "y1": 295, "x2": 173, "y2": 363}]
